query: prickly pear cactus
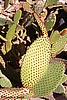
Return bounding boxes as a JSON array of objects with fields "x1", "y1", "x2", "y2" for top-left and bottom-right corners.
[
  {"x1": 0, "y1": 2, "x2": 66, "y2": 99},
  {"x1": 50, "y1": 30, "x2": 61, "y2": 44},
  {"x1": 54, "y1": 73, "x2": 67, "y2": 94},
  {"x1": 51, "y1": 34, "x2": 67, "y2": 57},
  {"x1": 0, "y1": 70, "x2": 12, "y2": 88},
  {"x1": 21, "y1": 9, "x2": 65, "y2": 98},
  {"x1": 54, "y1": 74, "x2": 67, "y2": 94},
  {"x1": 21, "y1": 36, "x2": 51, "y2": 89},
  {"x1": 45, "y1": 13, "x2": 56, "y2": 31},
  {"x1": 21, "y1": 56, "x2": 65, "y2": 97},
  {"x1": 54, "y1": 84, "x2": 65, "y2": 94}
]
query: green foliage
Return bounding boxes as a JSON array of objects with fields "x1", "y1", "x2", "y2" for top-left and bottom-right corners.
[
  {"x1": 21, "y1": 61, "x2": 64, "y2": 97},
  {"x1": 6, "y1": 24, "x2": 16, "y2": 41},
  {"x1": 54, "y1": 74, "x2": 67, "y2": 94},
  {"x1": 50, "y1": 30, "x2": 61, "y2": 44},
  {"x1": 0, "y1": 70, "x2": 12, "y2": 88},
  {"x1": 0, "y1": 35, "x2": 7, "y2": 41},
  {"x1": 54, "y1": 84, "x2": 65, "y2": 94},
  {"x1": 5, "y1": 40, "x2": 12, "y2": 53},
  {"x1": 14, "y1": 10, "x2": 22, "y2": 24},
  {"x1": 45, "y1": 13, "x2": 56, "y2": 31},
  {"x1": 0, "y1": 0, "x2": 67, "y2": 99},
  {"x1": 0, "y1": 18, "x2": 13, "y2": 26},
  {"x1": 51, "y1": 34, "x2": 67, "y2": 57},
  {"x1": 5, "y1": 24, "x2": 16, "y2": 52},
  {"x1": 46, "y1": 0, "x2": 59, "y2": 6},
  {"x1": 21, "y1": 37, "x2": 51, "y2": 93},
  {"x1": 0, "y1": 10, "x2": 22, "y2": 53},
  {"x1": 0, "y1": 18, "x2": 6, "y2": 26},
  {"x1": 60, "y1": 74, "x2": 67, "y2": 84}
]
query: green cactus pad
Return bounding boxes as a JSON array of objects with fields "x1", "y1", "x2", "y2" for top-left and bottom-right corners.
[
  {"x1": 21, "y1": 36, "x2": 51, "y2": 91},
  {"x1": 0, "y1": 70, "x2": 12, "y2": 88},
  {"x1": 45, "y1": 0, "x2": 58, "y2": 6},
  {"x1": 30, "y1": 61, "x2": 65, "y2": 97},
  {"x1": 51, "y1": 35, "x2": 67, "y2": 57},
  {"x1": 50, "y1": 30, "x2": 61, "y2": 44},
  {"x1": 54, "y1": 84, "x2": 65, "y2": 94},
  {"x1": 45, "y1": 13, "x2": 56, "y2": 31},
  {"x1": 61, "y1": 74, "x2": 67, "y2": 83}
]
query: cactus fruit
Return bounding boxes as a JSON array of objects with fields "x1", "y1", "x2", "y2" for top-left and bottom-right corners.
[{"x1": 21, "y1": 36, "x2": 51, "y2": 96}]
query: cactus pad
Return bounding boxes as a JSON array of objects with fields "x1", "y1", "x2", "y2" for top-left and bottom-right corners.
[
  {"x1": 31, "y1": 61, "x2": 65, "y2": 97},
  {"x1": 51, "y1": 35, "x2": 67, "y2": 57},
  {"x1": 54, "y1": 84, "x2": 65, "y2": 94},
  {"x1": 50, "y1": 30, "x2": 61, "y2": 44},
  {"x1": 45, "y1": 13, "x2": 56, "y2": 31},
  {"x1": 21, "y1": 36, "x2": 51, "y2": 92}
]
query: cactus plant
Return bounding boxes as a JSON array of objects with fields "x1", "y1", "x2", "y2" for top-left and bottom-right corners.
[
  {"x1": 0, "y1": 70, "x2": 12, "y2": 88},
  {"x1": 51, "y1": 34, "x2": 67, "y2": 57},
  {"x1": 54, "y1": 84, "x2": 65, "y2": 94},
  {"x1": 21, "y1": 36, "x2": 51, "y2": 89},
  {"x1": 0, "y1": 0, "x2": 67, "y2": 99},
  {"x1": 20, "y1": 9, "x2": 65, "y2": 97},
  {"x1": 0, "y1": 87, "x2": 32, "y2": 99},
  {"x1": 45, "y1": 13, "x2": 56, "y2": 31},
  {"x1": 21, "y1": 59, "x2": 65, "y2": 97},
  {"x1": 54, "y1": 74, "x2": 67, "y2": 94},
  {"x1": 50, "y1": 30, "x2": 61, "y2": 44}
]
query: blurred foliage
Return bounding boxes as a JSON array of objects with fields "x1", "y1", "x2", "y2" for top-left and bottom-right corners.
[
  {"x1": 0, "y1": 0, "x2": 67, "y2": 99},
  {"x1": 0, "y1": 70, "x2": 12, "y2": 87}
]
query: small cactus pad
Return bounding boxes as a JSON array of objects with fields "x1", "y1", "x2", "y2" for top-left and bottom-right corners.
[
  {"x1": 30, "y1": 61, "x2": 65, "y2": 97},
  {"x1": 45, "y1": 13, "x2": 56, "y2": 31},
  {"x1": 0, "y1": 70, "x2": 12, "y2": 88},
  {"x1": 21, "y1": 36, "x2": 51, "y2": 92},
  {"x1": 51, "y1": 35, "x2": 67, "y2": 57},
  {"x1": 54, "y1": 84, "x2": 65, "y2": 94},
  {"x1": 60, "y1": 74, "x2": 67, "y2": 84},
  {"x1": 50, "y1": 30, "x2": 61, "y2": 44}
]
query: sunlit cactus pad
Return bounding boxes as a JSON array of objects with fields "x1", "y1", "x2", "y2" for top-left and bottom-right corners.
[
  {"x1": 21, "y1": 36, "x2": 51, "y2": 89},
  {"x1": 30, "y1": 61, "x2": 65, "y2": 97}
]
